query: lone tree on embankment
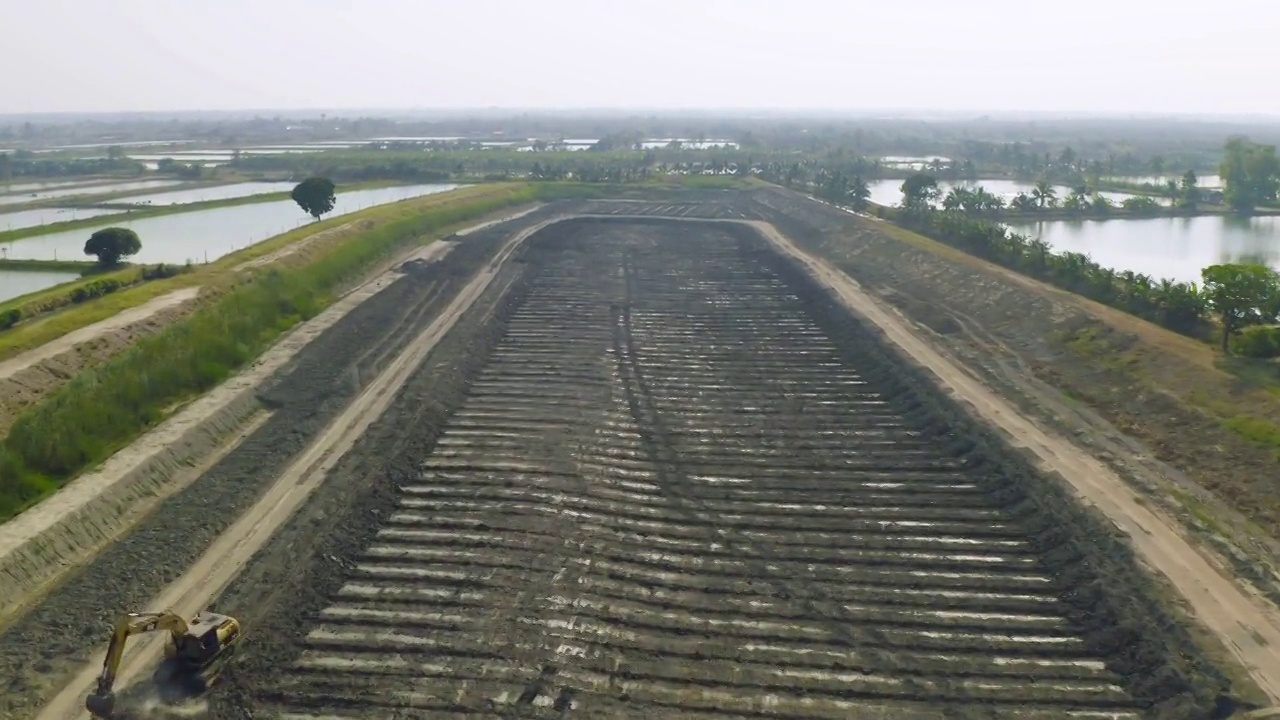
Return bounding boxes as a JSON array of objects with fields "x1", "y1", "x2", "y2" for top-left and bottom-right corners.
[
  {"x1": 1201, "y1": 263, "x2": 1280, "y2": 352},
  {"x1": 83, "y1": 227, "x2": 141, "y2": 267},
  {"x1": 291, "y1": 177, "x2": 337, "y2": 222}
]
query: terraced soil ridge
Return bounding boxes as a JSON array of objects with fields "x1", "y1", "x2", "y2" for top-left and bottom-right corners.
[{"x1": 239, "y1": 218, "x2": 1224, "y2": 719}]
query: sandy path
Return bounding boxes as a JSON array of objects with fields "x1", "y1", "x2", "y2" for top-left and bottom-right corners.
[
  {"x1": 748, "y1": 219, "x2": 1280, "y2": 704},
  {"x1": 0, "y1": 287, "x2": 201, "y2": 381},
  {"x1": 33, "y1": 216, "x2": 562, "y2": 720}
]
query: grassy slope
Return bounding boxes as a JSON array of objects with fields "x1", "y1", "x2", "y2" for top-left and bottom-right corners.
[
  {"x1": 0, "y1": 183, "x2": 499, "y2": 360},
  {"x1": 870, "y1": 213, "x2": 1280, "y2": 445},
  {"x1": 0, "y1": 181, "x2": 572, "y2": 520},
  {"x1": 863, "y1": 209, "x2": 1280, "y2": 556}
]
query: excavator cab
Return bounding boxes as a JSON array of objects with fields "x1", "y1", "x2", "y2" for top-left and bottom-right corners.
[
  {"x1": 165, "y1": 610, "x2": 240, "y2": 669},
  {"x1": 85, "y1": 609, "x2": 241, "y2": 719}
]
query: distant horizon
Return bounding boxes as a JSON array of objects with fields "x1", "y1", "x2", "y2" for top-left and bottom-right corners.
[
  {"x1": 4, "y1": 107, "x2": 1280, "y2": 125},
  {"x1": 7, "y1": 1, "x2": 1279, "y2": 117}
]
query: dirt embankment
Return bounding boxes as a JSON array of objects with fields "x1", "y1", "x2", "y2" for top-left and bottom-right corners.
[
  {"x1": 0, "y1": 205, "x2": 567, "y2": 720},
  {"x1": 0, "y1": 289, "x2": 203, "y2": 435},
  {"x1": 0, "y1": 201, "x2": 550, "y2": 435},
  {"x1": 207, "y1": 232, "x2": 536, "y2": 720},
  {"x1": 748, "y1": 187, "x2": 1280, "y2": 602},
  {"x1": 205, "y1": 217, "x2": 1229, "y2": 719}
]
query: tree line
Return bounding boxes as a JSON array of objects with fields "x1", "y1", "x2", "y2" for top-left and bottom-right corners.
[
  {"x1": 796, "y1": 177, "x2": 1280, "y2": 357},
  {"x1": 898, "y1": 173, "x2": 1204, "y2": 218},
  {"x1": 905, "y1": 209, "x2": 1280, "y2": 355}
]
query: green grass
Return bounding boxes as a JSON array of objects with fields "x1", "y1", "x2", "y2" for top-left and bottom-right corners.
[
  {"x1": 0, "y1": 181, "x2": 586, "y2": 521},
  {"x1": 1221, "y1": 415, "x2": 1280, "y2": 451}
]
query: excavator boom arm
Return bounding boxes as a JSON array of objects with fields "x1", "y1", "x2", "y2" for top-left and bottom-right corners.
[{"x1": 88, "y1": 611, "x2": 189, "y2": 717}]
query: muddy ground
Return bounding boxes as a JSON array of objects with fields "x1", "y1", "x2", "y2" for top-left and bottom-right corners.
[
  {"x1": 745, "y1": 188, "x2": 1280, "y2": 606},
  {"x1": 0, "y1": 203, "x2": 570, "y2": 720},
  {"x1": 204, "y1": 216, "x2": 1231, "y2": 720}
]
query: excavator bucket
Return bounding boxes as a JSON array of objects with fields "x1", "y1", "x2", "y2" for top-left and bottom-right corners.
[{"x1": 85, "y1": 688, "x2": 116, "y2": 719}]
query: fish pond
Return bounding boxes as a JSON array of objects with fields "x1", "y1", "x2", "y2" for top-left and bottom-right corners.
[
  {"x1": 0, "y1": 180, "x2": 185, "y2": 207},
  {"x1": 111, "y1": 182, "x2": 298, "y2": 206},
  {"x1": 1, "y1": 184, "x2": 461, "y2": 266},
  {"x1": 1007, "y1": 215, "x2": 1280, "y2": 284},
  {"x1": 0, "y1": 269, "x2": 83, "y2": 303},
  {"x1": 0, "y1": 207, "x2": 125, "y2": 234}
]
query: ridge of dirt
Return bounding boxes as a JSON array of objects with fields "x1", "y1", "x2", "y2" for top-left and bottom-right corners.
[
  {"x1": 0, "y1": 204, "x2": 568, "y2": 720},
  {"x1": 745, "y1": 190, "x2": 1280, "y2": 702},
  {"x1": 201, "y1": 215, "x2": 1232, "y2": 719},
  {"x1": 752, "y1": 217, "x2": 1280, "y2": 706},
  {"x1": 748, "y1": 188, "x2": 1280, "y2": 588}
]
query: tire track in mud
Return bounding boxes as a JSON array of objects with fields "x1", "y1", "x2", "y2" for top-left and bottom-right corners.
[
  {"x1": 245, "y1": 220, "x2": 1157, "y2": 719},
  {"x1": 0, "y1": 208, "x2": 577, "y2": 720}
]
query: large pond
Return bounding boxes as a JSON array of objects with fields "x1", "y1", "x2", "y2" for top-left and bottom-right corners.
[
  {"x1": 1, "y1": 179, "x2": 108, "y2": 195},
  {"x1": 867, "y1": 179, "x2": 1150, "y2": 209},
  {"x1": 0, "y1": 269, "x2": 83, "y2": 303},
  {"x1": 1105, "y1": 174, "x2": 1224, "y2": 189},
  {"x1": 0, "y1": 207, "x2": 124, "y2": 234},
  {"x1": 112, "y1": 181, "x2": 298, "y2": 206},
  {"x1": 0, "y1": 180, "x2": 184, "y2": 207},
  {"x1": 0, "y1": 184, "x2": 462, "y2": 266},
  {"x1": 1006, "y1": 216, "x2": 1280, "y2": 284}
]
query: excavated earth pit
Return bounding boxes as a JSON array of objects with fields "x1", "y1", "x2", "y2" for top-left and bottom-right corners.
[
  {"x1": 0, "y1": 204, "x2": 572, "y2": 720},
  {"x1": 201, "y1": 213, "x2": 1231, "y2": 720}
]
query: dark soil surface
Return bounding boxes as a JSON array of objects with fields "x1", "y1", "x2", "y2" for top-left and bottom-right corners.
[
  {"x1": 0, "y1": 203, "x2": 569, "y2": 720},
  {"x1": 205, "y1": 215, "x2": 1230, "y2": 720},
  {"x1": 745, "y1": 187, "x2": 1280, "y2": 604}
]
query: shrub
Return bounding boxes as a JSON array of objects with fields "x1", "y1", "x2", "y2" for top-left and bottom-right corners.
[
  {"x1": 1234, "y1": 325, "x2": 1280, "y2": 358},
  {"x1": 69, "y1": 278, "x2": 124, "y2": 304},
  {"x1": 0, "y1": 308, "x2": 20, "y2": 330},
  {"x1": 140, "y1": 263, "x2": 192, "y2": 281}
]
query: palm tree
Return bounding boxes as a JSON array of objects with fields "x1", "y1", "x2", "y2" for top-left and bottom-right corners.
[
  {"x1": 1010, "y1": 192, "x2": 1036, "y2": 212},
  {"x1": 942, "y1": 187, "x2": 972, "y2": 211},
  {"x1": 1064, "y1": 184, "x2": 1090, "y2": 212},
  {"x1": 967, "y1": 186, "x2": 989, "y2": 208},
  {"x1": 1031, "y1": 180, "x2": 1058, "y2": 209},
  {"x1": 847, "y1": 176, "x2": 871, "y2": 210},
  {"x1": 972, "y1": 188, "x2": 1005, "y2": 215}
]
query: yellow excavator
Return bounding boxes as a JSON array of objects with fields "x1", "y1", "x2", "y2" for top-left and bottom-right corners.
[{"x1": 85, "y1": 609, "x2": 241, "y2": 719}]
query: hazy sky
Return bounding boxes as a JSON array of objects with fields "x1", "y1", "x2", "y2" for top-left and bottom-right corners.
[{"x1": 2, "y1": 0, "x2": 1278, "y2": 116}]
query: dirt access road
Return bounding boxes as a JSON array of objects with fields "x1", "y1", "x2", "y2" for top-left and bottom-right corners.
[{"x1": 32, "y1": 214, "x2": 567, "y2": 720}]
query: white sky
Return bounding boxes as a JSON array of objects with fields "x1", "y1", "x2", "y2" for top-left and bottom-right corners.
[{"x1": 1, "y1": 0, "x2": 1277, "y2": 116}]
